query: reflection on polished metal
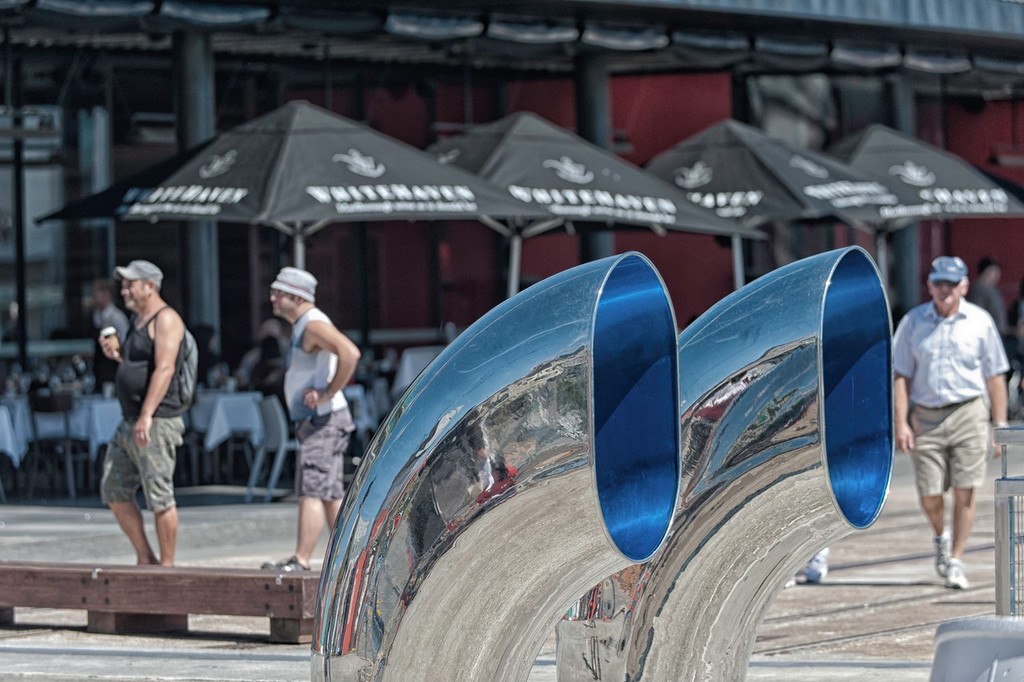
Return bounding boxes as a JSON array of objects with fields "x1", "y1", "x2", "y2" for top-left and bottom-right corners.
[
  {"x1": 311, "y1": 252, "x2": 680, "y2": 681},
  {"x1": 556, "y1": 247, "x2": 894, "y2": 681}
]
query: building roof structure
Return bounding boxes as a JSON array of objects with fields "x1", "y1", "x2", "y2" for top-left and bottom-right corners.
[{"x1": 2, "y1": 0, "x2": 1024, "y2": 96}]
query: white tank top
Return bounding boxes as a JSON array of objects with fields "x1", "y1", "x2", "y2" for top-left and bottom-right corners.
[{"x1": 284, "y1": 308, "x2": 349, "y2": 421}]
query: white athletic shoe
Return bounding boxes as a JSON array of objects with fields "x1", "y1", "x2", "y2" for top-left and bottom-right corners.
[
  {"x1": 793, "y1": 548, "x2": 830, "y2": 585},
  {"x1": 945, "y1": 559, "x2": 969, "y2": 590}
]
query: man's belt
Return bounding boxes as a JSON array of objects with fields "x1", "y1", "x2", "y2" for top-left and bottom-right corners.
[{"x1": 919, "y1": 397, "x2": 980, "y2": 411}]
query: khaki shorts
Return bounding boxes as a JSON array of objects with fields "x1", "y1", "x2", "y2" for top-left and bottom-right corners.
[
  {"x1": 910, "y1": 397, "x2": 990, "y2": 496},
  {"x1": 101, "y1": 416, "x2": 185, "y2": 513},
  {"x1": 295, "y1": 408, "x2": 354, "y2": 501}
]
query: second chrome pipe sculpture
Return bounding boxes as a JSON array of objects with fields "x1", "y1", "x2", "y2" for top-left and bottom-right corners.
[
  {"x1": 558, "y1": 246, "x2": 894, "y2": 681},
  {"x1": 311, "y1": 253, "x2": 681, "y2": 681}
]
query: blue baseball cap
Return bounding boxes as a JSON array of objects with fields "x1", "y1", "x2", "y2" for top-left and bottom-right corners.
[{"x1": 928, "y1": 256, "x2": 968, "y2": 284}]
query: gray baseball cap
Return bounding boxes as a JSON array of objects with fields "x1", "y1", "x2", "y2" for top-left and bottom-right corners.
[{"x1": 114, "y1": 260, "x2": 164, "y2": 286}]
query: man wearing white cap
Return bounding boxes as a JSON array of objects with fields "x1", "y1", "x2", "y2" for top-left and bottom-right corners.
[
  {"x1": 894, "y1": 255, "x2": 1009, "y2": 590},
  {"x1": 98, "y1": 259, "x2": 187, "y2": 566},
  {"x1": 263, "y1": 266, "x2": 361, "y2": 572}
]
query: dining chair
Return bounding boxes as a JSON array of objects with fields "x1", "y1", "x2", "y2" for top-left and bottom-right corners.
[
  {"x1": 245, "y1": 395, "x2": 296, "y2": 503},
  {"x1": 25, "y1": 390, "x2": 84, "y2": 499}
]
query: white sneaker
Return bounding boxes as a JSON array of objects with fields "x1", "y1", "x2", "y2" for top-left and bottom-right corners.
[
  {"x1": 934, "y1": 533, "x2": 951, "y2": 578},
  {"x1": 945, "y1": 559, "x2": 969, "y2": 590},
  {"x1": 796, "y1": 548, "x2": 830, "y2": 584}
]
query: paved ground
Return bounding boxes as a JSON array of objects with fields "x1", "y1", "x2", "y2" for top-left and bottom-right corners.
[
  {"x1": 0, "y1": 451, "x2": 1021, "y2": 680},
  {"x1": 747, "y1": 452, "x2": 1004, "y2": 681}
]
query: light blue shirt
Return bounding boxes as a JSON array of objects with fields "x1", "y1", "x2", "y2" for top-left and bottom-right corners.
[{"x1": 893, "y1": 299, "x2": 1009, "y2": 408}]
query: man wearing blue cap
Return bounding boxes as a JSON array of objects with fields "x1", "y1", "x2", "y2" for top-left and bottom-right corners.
[{"x1": 894, "y1": 255, "x2": 1009, "y2": 590}]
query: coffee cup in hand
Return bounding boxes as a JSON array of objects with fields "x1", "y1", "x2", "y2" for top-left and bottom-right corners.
[{"x1": 100, "y1": 326, "x2": 120, "y2": 355}]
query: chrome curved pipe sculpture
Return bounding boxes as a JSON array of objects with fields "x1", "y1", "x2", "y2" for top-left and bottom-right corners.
[
  {"x1": 311, "y1": 252, "x2": 681, "y2": 681},
  {"x1": 557, "y1": 246, "x2": 893, "y2": 681}
]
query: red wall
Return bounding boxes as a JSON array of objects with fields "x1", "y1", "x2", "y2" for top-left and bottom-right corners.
[
  {"x1": 943, "y1": 99, "x2": 1024, "y2": 306},
  {"x1": 507, "y1": 79, "x2": 577, "y2": 127},
  {"x1": 612, "y1": 72, "x2": 733, "y2": 165},
  {"x1": 439, "y1": 222, "x2": 502, "y2": 322},
  {"x1": 304, "y1": 226, "x2": 361, "y2": 330}
]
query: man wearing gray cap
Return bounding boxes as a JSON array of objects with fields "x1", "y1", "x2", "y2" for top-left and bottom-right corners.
[
  {"x1": 263, "y1": 266, "x2": 361, "y2": 572},
  {"x1": 98, "y1": 259, "x2": 187, "y2": 566},
  {"x1": 894, "y1": 255, "x2": 1009, "y2": 590}
]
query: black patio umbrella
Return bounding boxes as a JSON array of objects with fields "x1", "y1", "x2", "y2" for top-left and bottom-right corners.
[
  {"x1": 828, "y1": 123, "x2": 1024, "y2": 226},
  {"x1": 827, "y1": 124, "x2": 1024, "y2": 285},
  {"x1": 645, "y1": 119, "x2": 918, "y2": 229},
  {"x1": 38, "y1": 100, "x2": 552, "y2": 267},
  {"x1": 427, "y1": 112, "x2": 763, "y2": 295}
]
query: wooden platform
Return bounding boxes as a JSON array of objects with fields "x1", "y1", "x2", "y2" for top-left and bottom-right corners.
[{"x1": 0, "y1": 561, "x2": 320, "y2": 643}]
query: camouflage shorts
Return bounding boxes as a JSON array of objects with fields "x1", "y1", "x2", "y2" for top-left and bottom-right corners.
[{"x1": 101, "y1": 416, "x2": 185, "y2": 513}]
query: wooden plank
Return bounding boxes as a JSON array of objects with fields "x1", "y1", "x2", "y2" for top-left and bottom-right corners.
[
  {"x1": 0, "y1": 563, "x2": 101, "y2": 610},
  {"x1": 0, "y1": 562, "x2": 319, "y2": 618},
  {"x1": 91, "y1": 570, "x2": 315, "y2": 618},
  {"x1": 0, "y1": 562, "x2": 320, "y2": 644}
]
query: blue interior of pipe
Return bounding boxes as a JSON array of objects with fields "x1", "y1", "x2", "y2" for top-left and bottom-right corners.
[
  {"x1": 821, "y1": 250, "x2": 893, "y2": 529},
  {"x1": 593, "y1": 255, "x2": 680, "y2": 562}
]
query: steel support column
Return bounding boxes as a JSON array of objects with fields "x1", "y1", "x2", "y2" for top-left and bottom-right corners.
[
  {"x1": 889, "y1": 74, "x2": 920, "y2": 317},
  {"x1": 174, "y1": 31, "x2": 220, "y2": 337},
  {"x1": 575, "y1": 51, "x2": 615, "y2": 264},
  {"x1": 4, "y1": 27, "x2": 28, "y2": 370}
]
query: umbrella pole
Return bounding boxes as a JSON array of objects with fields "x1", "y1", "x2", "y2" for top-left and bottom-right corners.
[
  {"x1": 294, "y1": 233, "x2": 306, "y2": 269},
  {"x1": 875, "y1": 230, "x2": 889, "y2": 291},
  {"x1": 731, "y1": 234, "x2": 745, "y2": 290},
  {"x1": 507, "y1": 234, "x2": 523, "y2": 299}
]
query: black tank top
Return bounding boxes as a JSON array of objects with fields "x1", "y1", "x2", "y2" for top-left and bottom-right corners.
[{"x1": 115, "y1": 307, "x2": 186, "y2": 419}]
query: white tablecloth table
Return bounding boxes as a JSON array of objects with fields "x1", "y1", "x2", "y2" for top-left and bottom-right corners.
[
  {"x1": 0, "y1": 393, "x2": 120, "y2": 499},
  {"x1": 190, "y1": 391, "x2": 264, "y2": 452},
  {"x1": 1, "y1": 396, "x2": 34, "y2": 466},
  {"x1": 0, "y1": 405, "x2": 25, "y2": 467},
  {"x1": 30, "y1": 395, "x2": 123, "y2": 462},
  {"x1": 79, "y1": 396, "x2": 124, "y2": 461}
]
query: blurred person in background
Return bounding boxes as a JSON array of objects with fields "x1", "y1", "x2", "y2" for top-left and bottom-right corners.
[
  {"x1": 236, "y1": 318, "x2": 290, "y2": 389},
  {"x1": 90, "y1": 279, "x2": 129, "y2": 391},
  {"x1": 967, "y1": 257, "x2": 1017, "y2": 380},
  {"x1": 250, "y1": 334, "x2": 286, "y2": 406}
]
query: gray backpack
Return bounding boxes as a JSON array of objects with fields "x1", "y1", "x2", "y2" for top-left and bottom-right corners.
[
  {"x1": 177, "y1": 327, "x2": 198, "y2": 408},
  {"x1": 150, "y1": 307, "x2": 198, "y2": 409}
]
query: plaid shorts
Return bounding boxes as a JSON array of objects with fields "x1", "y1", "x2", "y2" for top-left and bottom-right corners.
[
  {"x1": 101, "y1": 416, "x2": 185, "y2": 513},
  {"x1": 295, "y1": 407, "x2": 354, "y2": 500}
]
